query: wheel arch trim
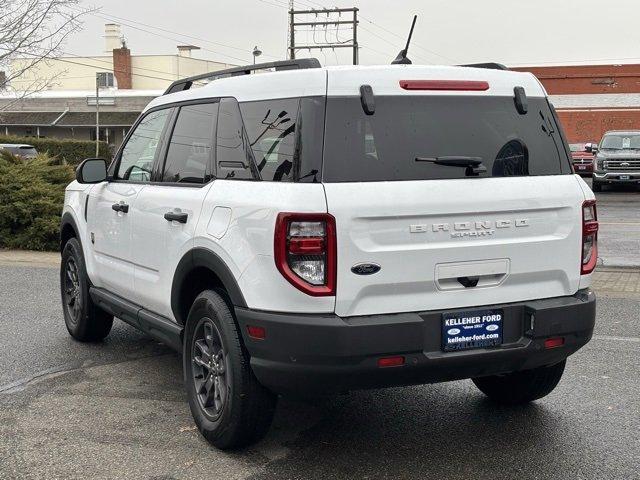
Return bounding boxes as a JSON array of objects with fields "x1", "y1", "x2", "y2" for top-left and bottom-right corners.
[{"x1": 171, "y1": 247, "x2": 247, "y2": 325}]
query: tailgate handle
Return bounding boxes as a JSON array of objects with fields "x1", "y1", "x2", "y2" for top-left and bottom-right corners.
[{"x1": 457, "y1": 276, "x2": 480, "y2": 288}]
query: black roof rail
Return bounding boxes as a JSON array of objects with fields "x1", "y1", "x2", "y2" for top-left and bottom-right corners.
[
  {"x1": 458, "y1": 62, "x2": 509, "y2": 71},
  {"x1": 163, "y1": 58, "x2": 322, "y2": 95}
]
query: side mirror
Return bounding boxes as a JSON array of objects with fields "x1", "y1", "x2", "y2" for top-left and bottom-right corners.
[
  {"x1": 585, "y1": 143, "x2": 598, "y2": 153},
  {"x1": 76, "y1": 158, "x2": 108, "y2": 184}
]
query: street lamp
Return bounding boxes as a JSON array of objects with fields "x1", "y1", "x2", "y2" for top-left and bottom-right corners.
[{"x1": 252, "y1": 46, "x2": 262, "y2": 64}]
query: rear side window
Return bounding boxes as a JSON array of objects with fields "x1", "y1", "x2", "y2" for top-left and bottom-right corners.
[
  {"x1": 240, "y1": 97, "x2": 325, "y2": 182},
  {"x1": 162, "y1": 102, "x2": 217, "y2": 183},
  {"x1": 322, "y1": 96, "x2": 571, "y2": 182},
  {"x1": 216, "y1": 98, "x2": 255, "y2": 180},
  {"x1": 240, "y1": 98, "x2": 299, "y2": 182}
]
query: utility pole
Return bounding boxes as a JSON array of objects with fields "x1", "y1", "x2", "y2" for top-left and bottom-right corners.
[
  {"x1": 95, "y1": 73, "x2": 100, "y2": 157},
  {"x1": 288, "y1": 7, "x2": 359, "y2": 65}
]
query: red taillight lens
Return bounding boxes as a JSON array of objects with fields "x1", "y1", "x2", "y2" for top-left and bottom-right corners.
[
  {"x1": 581, "y1": 200, "x2": 598, "y2": 275},
  {"x1": 274, "y1": 213, "x2": 336, "y2": 296},
  {"x1": 399, "y1": 80, "x2": 490, "y2": 91}
]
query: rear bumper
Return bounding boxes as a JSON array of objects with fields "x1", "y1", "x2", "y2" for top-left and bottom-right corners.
[
  {"x1": 593, "y1": 172, "x2": 640, "y2": 183},
  {"x1": 236, "y1": 289, "x2": 596, "y2": 395}
]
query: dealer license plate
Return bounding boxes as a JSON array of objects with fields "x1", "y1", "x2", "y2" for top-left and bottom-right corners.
[{"x1": 442, "y1": 309, "x2": 504, "y2": 352}]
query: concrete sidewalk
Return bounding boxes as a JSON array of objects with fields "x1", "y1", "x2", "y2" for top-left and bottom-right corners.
[{"x1": 0, "y1": 250, "x2": 60, "y2": 268}]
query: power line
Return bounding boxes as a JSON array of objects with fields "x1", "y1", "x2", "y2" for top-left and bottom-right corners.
[
  {"x1": 89, "y1": 10, "x2": 281, "y2": 60},
  {"x1": 358, "y1": 14, "x2": 455, "y2": 63},
  {"x1": 8, "y1": 50, "x2": 179, "y2": 83}
]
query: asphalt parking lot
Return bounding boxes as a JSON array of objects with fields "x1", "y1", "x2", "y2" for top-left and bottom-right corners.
[{"x1": 0, "y1": 186, "x2": 638, "y2": 480}]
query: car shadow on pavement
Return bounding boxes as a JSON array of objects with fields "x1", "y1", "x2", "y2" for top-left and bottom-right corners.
[{"x1": 255, "y1": 384, "x2": 586, "y2": 480}]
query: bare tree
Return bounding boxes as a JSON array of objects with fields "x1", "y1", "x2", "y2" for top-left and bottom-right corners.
[{"x1": 0, "y1": 0, "x2": 86, "y2": 108}]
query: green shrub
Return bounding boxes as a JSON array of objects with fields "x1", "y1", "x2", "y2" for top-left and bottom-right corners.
[
  {"x1": 0, "y1": 135, "x2": 112, "y2": 166},
  {"x1": 0, "y1": 150, "x2": 74, "y2": 251}
]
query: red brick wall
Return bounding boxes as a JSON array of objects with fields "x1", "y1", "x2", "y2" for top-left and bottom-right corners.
[
  {"x1": 112, "y1": 47, "x2": 132, "y2": 89},
  {"x1": 557, "y1": 110, "x2": 640, "y2": 143},
  {"x1": 512, "y1": 64, "x2": 640, "y2": 95}
]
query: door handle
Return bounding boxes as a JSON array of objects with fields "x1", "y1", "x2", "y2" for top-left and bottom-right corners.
[
  {"x1": 112, "y1": 203, "x2": 129, "y2": 213},
  {"x1": 164, "y1": 211, "x2": 188, "y2": 223}
]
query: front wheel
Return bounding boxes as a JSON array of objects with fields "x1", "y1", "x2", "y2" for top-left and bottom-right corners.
[
  {"x1": 472, "y1": 360, "x2": 566, "y2": 405},
  {"x1": 60, "y1": 238, "x2": 113, "y2": 342},
  {"x1": 591, "y1": 180, "x2": 602, "y2": 192},
  {"x1": 183, "y1": 290, "x2": 277, "y2": 450}
]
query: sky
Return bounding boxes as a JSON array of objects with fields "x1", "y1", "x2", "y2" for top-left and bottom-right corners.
[{"x1": 69, "y1": 0, "x2": 640, "y2": 67}]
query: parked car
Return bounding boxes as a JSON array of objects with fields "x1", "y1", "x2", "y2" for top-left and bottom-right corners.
[
  {"x1": 60, "y1": 60, "x2": 597, "y2": 449},
  {"x1": 592, "y1": 130, "x2": 640, "y2": 191},
  {"x1": 0, "y1": 143, "x2": 38, "y2": 158},
  {"x1": 569, "y1": 142, "x2": 596, "y2": 175}
]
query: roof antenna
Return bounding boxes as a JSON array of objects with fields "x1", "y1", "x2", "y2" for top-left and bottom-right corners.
[{"x1": 391, "y1": 15, "x2": 417, "y2": 65}]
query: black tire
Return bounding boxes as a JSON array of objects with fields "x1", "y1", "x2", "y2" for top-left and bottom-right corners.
[
  {"x1": 592, "y1": 180, "x2": 602, "y2": 192},
  {"x1": 472, "y1": 360, "x2": 566, "y2": 405},
  {"x1": 60, "y1": 238, "x2": 113, "y2": 342},
  {"x1": 183, "y1": 290, "x2": 277, "y2": 450}
]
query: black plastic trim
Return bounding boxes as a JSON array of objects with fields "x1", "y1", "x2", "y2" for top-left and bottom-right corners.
[
  {"x1": 235, "y1": 289, "x2": 596, "y2": 394},
  {"x1": 171, "y1": 248, "x2": 247, "y2": 325},
  {"x1": 60, "y1": 212, "x2": 79, "y2": 251},
  {"x1": 164, "y1": 58, "x2": 321, "y2": 95},
  {"x1": 459, "y1": 62, "x2": 508, "y2": 71},
  {"x1": 90, "y1": 287, "x2": 183, "y2": 351}
]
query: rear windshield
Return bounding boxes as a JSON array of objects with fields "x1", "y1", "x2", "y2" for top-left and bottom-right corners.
[{"x1": 322, "y1": 96, "x2": 571, "y2": 182}]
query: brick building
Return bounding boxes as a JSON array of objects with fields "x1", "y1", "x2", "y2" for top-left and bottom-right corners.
[{"x1": 513, "y1": 64, "x2": 640, "y2": 143}]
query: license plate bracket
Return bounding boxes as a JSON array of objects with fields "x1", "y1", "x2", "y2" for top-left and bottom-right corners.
[{"x1": 442, "y1": 309, "x2": 504, "y2": 352}]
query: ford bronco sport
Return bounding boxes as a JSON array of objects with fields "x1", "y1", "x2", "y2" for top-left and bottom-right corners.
[{"x1": 60, "y1": 59, "x2": 597, "y2": 449}]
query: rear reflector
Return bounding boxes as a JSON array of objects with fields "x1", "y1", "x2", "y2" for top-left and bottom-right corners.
[
  {"x1": 544, "y1": 337, "x2": 565, "y2": 349},
  {"x1": 377, "y1": 356, "x2": 405, "y2": 368},
  {"x1": 247, "y1": 325, "x2": 266, "y2": 340},
  {"x1": 399, "y1": 80, "x2": 490, "y2": 91}
]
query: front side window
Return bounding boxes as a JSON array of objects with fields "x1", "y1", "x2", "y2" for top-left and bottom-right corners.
[
  {"x1": 116, "y1": 108, "x2": 171, "y2": 181},
  {"x1": 162, "y1": 102, "x2": 218, "y2": 183}
]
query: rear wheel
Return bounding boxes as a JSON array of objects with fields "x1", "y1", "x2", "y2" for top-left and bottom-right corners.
[
  {"x1": 60, "y1": 238, "x2": 113, "y2": 342},
  {"x1": 472, "y1": 360, "x2": 566, "y2": 405},
  {"x1": 183, "y1": 290, "x2": 277, "y2": 449}
]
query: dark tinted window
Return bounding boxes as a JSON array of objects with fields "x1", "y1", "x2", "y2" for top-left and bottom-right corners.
[
  {"x1": 240, "y1": 97, "x2": 325, "y2": 182},
  {"x1": 216, "y1": 98, "x2": 255, "y2": 180},
  {"x1": 240, "y1": 98, "x2": 298, "y2": 182},
  {"x1": 117, "y1": 108, "x2": 171, "y2": 181},
  {"x1": 162, "y1": 103, "x2": 217, "y2": 183},
  {"x1": 322, "y1": 96, "x2": 570, "y2": 182}
]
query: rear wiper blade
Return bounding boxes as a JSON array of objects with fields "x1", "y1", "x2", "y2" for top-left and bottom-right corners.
[{"x1": 415, "y1": 156, "x2": 487, "y2": 176}]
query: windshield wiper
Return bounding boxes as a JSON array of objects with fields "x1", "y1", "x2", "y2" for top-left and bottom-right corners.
[{"x1": 415, "y1": 156, "x2": 487, "y2": 176}]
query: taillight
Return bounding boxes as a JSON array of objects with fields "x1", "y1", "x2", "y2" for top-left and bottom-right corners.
[
  {"x1": 274, "y1": 213, "x2": 336, "y2": 296},
  {"x1": 581, "y1": 200, "x2": 598, "y2": 275}
]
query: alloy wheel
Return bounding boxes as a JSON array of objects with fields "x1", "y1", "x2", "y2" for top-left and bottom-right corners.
[
  {"x1": 191, "y1": 318, "x2": 229, "y2": 420},
  {"x1": 63, "y1": 258, "x2": 82, "y2": 325}
]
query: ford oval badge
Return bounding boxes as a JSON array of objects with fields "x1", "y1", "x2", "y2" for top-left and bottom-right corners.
[{"x1": 351, "y1": 263, "x2": 381, "y2": 275}]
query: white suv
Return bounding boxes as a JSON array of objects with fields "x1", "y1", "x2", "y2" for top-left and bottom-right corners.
[{"x1": 60, "y1": 59, "x2": 598, "y2": 449}]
